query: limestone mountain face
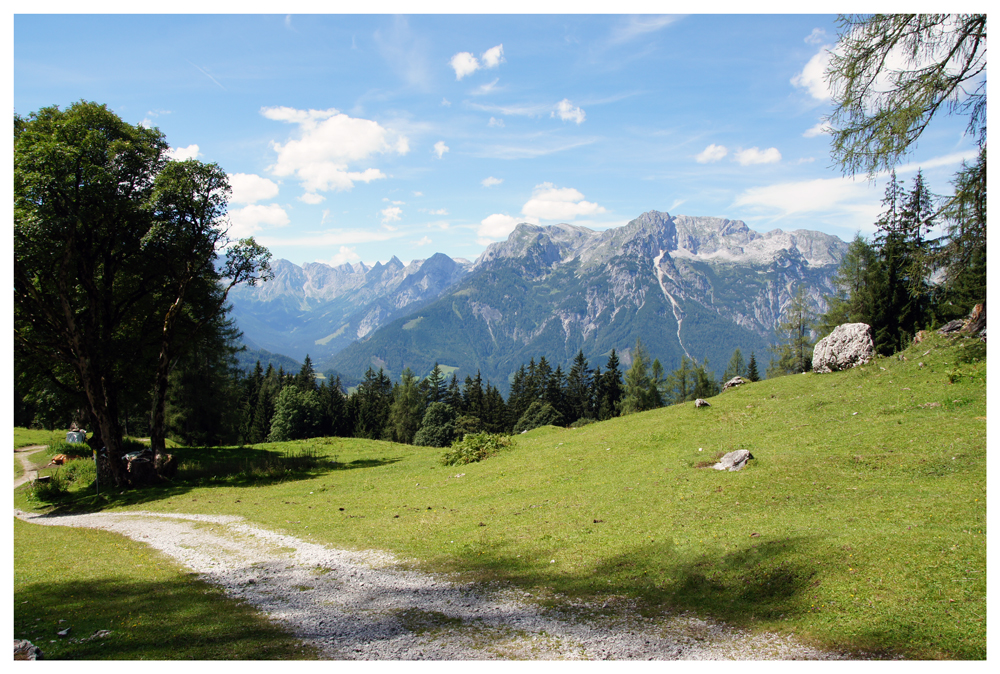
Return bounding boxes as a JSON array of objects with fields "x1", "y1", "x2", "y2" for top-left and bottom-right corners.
[
  {"x1": 228, "y1": 252, "x2": 471, "y2": 363},
  {"x1": 321, "y1": 211, "x2": 848, "y2": 388}
]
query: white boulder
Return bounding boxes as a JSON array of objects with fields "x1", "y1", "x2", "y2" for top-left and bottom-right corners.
[{"x1": 812, "y1": 323, "x2": 875, "y2": 373}]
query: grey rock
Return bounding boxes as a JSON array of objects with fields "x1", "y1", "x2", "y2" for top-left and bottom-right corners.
[
  {"x1": 812, "y1": 323, "x2": 875, "y2": 373},
  {"x1": 722, "y1": 376, "x2": 747, "y2": 392},
  {"x1": 713, "y1": 450, "x2": 754, "y2": 472},
  {"x1": 695, "y1": 399, "x2": 711, "y2": 408},
  {"x1": 14, "y1": 639, "x2": 43, "y2": 660}
]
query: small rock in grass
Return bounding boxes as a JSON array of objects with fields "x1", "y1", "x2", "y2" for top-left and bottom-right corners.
[
  {"x1": 695, "y1": 398, "x2": 711, "y2": 408},
  {"x1": 712, "y1": 450, "x2": 754, "y2": 472}
]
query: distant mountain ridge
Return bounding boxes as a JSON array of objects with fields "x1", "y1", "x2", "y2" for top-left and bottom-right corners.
[{"x1": 227, "y1": 211, "x2": 848, "y2": 390}]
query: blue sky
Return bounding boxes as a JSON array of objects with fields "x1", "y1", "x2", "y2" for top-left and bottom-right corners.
[{"x1": 13, "y1": 11, "x2": 980, "y2": 267}]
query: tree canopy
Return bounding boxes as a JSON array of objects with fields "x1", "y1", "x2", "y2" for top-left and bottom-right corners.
[{"x1": 14, "y1": 101, "x2": 271, "y2": 486}]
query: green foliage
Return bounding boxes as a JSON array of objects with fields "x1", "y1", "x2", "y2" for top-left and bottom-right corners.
[
  {"x1": 746, "y1": 352, "x2": 760, "y2": 382},
  {"x1": 441, "y1": 432, "x2": 515, "y2": 466},
  {"x1": 768, "y1": 285, "x2": 816, "y2": 377},
  {"x1": 619, "y1": 339, "x2": 659, "y2": 415},
  {"x1": 513, "y1": 401, "x2": 563, "y2": 434},
  {"x1": 722, "y1": 348, "x2": 746, "y2": 381},
  {"x1": 413, "y1": 402, "x2": 457, "y2": 447},
  {"x1": 827, "y1": 14, "x2": 985, "y2": 178},
  {"x1": 387, "y1": 369, "x2": 425, "y2": 444},
  {"x1": 268, "y1": 386, "x2": 323, "y2": 442}
]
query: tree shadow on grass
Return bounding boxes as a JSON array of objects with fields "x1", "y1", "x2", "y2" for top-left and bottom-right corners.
[
  {"x1": 14, "y1": 576, "x2": 314, "y2": 660},
  {"x1": 32, "y1": 445, "x2": 402, "y2": 515}
]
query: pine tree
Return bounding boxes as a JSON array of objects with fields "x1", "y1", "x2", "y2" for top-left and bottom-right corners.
[
  {"x1": 598, "y1": 350, "x2": 624, "y2": 420},
  {"x1": 722, "y1": 348, "x2": 746, "y2": 381},
  {"x1": 387, "y1": 368, "x2": 425, "y2": 444},
  {"x1": 619, "y1": 340, "x2": 654, "y2": 415},
  {"x1": 425, "y1": 362, "x2": 446, "y2": 404},
  {"x1": 768, "y1": 285, "x2": 816, "y2": 377},
  {"x1": 295, "y1": 354, "x2": 317, "y2": 392},
  {"x1": 746, "y1": 353, "x2": 760, "y2": 382},
  {"x1": 566, "y1": 350, "x2": 593, "y2": 422}
]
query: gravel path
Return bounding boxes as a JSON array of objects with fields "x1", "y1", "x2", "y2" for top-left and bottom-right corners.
[
  {"x1": 14, "y1": 445, "x2": 48, "y2": 490},
  {"x1": 13, "y1": 508, "x2": 852, "y2": 660}
]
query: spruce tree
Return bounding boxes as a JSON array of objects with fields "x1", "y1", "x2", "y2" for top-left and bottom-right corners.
[{"x1": 746, "y1": 353, "x2": 760, "y2": 382}]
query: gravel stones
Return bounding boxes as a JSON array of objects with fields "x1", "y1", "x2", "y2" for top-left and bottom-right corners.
[{"x1": 14, "y1": 509, "x2": 846, "y2": 660}]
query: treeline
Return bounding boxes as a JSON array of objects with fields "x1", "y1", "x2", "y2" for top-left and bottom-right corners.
[{"x1": 225, "y1": 341, "x2": 763, "y2": 448}]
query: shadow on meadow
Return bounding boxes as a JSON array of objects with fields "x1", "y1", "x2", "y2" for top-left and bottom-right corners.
[
  {"x1": 14, "y1": 576, "x2": 313, "y2": 660},
  {"x1": 30, "y1": 443, "x2": 402, "y2": 515}
]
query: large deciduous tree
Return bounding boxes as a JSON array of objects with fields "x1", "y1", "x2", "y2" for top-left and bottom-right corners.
[{"x1": 14, "y1": 101, "x2": 271, "y2": 486}]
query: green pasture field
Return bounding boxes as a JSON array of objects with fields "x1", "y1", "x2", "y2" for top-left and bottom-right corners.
[
  {"x1": 14, "y1": 334, "x2": 986, "y2": 659},
  {"x1": 13, "y1": 519, "x2": 316, "y2": 659}
]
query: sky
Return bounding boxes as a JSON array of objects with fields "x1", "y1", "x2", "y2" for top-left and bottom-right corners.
[{"x1": 12, "y1": 10, "x2": 982, "y2": 268}]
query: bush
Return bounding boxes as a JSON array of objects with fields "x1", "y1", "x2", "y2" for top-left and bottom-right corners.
[
  {"x1": 513, "y1": 401, "x2": 563, "y2": 433},
  {"x1": 413, "y1": 403, "x2": 456, "y2": 447},
  {"x1": 441, "y1": 432, "x2": 515, "y2": 466},
  {"x1": 570, "y1": 417, "x2": 596, "y2": 428},
  {"x1": 48, "y1": 439, "x2": 92, "y2": 458}
]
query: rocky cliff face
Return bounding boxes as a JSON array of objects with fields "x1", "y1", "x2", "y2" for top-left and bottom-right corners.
[
  {"x1": 322, "y1": 211, "x2": 848, "y2": 388},
  {"x1": 228, "y1": 252, "x2": 470, "y2": 362}
]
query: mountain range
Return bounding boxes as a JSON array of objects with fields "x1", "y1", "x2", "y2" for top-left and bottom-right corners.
[{"x1": 228, "y1": 211, "x2": 849, "y2": 390}]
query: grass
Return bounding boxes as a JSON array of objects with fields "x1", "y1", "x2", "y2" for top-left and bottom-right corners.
[
  {"x1": 13, "y1": 519, "x2": 317, "y2": 659},
  {"x1": 14, "y1": 333, "x2": 986, "y2": 659},
  {"x1": 14, "y1": 427, "x2": 68, "y2": 449}
]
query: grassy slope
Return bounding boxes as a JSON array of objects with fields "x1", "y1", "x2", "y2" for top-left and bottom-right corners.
[
  {"x1": 14, "y1": 334, "x2": 986, "y2": 659},
  {"x1": 13, "y1": 519, "x2": 317, "y2": 659}
]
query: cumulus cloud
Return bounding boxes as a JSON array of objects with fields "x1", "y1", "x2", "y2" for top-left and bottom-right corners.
[
  {"x1": 803, "y1": 121, "x2": 834, "y2": 138},
  {"x1": 696, "y1": 144, "x2": 728, "y2": 164},
  {"x1": 228, "y1": 173, "x2": 280, "y2": 205},
  {"x1": 166, "y1": 144, "x2": 201, "y2": 161},
  {"x1": 324, "y1": 245, "x2": 362, "y2": 266},
  {"x1": 552, "y1": 99, "x2": 586, "y2": 124},
  {"x1": 481, "y1": 44, "x2": 505, "y2": 69},
  {"x1": 262, "y1": 106, "x2": 408, "y2": 192},
  {"x1": 791, "y1": 46, "x2": 834, "y2": 101},
  {"x1": 804, "y1": 28, "x2": 827, "y2": 45},
  {"x1": 228, "y1": 203, "x2": 291, "y2": 238},
  {"x1": 381, "y1": 206, "x2": 402, "y2": 223},
  {"x1": 481, "y1": 176, "x2": 503, "y2": 187},
  {"x1": 299, "y1": 193, "x2": 326, "y2": 205},
  {"x1": 412, "y1": 236, "x2": 432, "y2": 247},
  {"x1": 450, "y1": 52, "x2": 480, "y2": 80},
  {"x1": 478, "y1": 213, "x2": 533, "y2": 242},
  {"x1": 522, "y1": 183, "x2": 606, "y2": 221},
  {"x1": 450, "y1": 44, "x2": 504, "y2": 80},
  {"x1": 433, "y1": 141, "x2": 450, "y2": 159},
  {"x1": 488, "y1": 117, "x2": 505, "y2": 128},
  {"x1": 734, "y1": 147, "x2": 782, "y2": 165}
]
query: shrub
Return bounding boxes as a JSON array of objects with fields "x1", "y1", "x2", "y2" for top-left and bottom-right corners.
[
  {"x1": 413, "y1": 403, "x2": 456, "y2": 447},
  {"x1": 441, "y1": 432, "x2": 515, "y2": 466},
  {"x1": 513, "y1": 401, "x2": 563, "y2": 433},
  {"x1": 569, "y1": 417, "x2": 596, "y2": 428}
]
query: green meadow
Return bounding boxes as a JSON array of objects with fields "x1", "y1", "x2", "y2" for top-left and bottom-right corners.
[{"x1": 14, "y1": 334, "x2": 986, "y2": 659}]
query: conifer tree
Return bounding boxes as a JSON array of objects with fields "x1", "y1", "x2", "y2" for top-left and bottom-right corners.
[
  {"x1": 746, "y1": 353, "x2": 760, "y2": 382},
  {"x1": 388, "y1": 368, "x2": 425, "y2": 444}
]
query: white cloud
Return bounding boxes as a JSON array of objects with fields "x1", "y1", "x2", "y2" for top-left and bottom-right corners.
[
  {"x1": 696, "y1": 144, "x2": 728, "y2": 163},
  {"x1": 804, "y1": 28, "x2": 827, "y2": 45},
  {"x1": 258, "y1": 229, "x2": 399, "y2": 248},
  {"x1": 299, "y1": 193, "x2": 326, "y2": 205},
  {"x1": 733, "y1": 175, "x2": 880, "y2": 223},
  {"x1": 481, "y1": 44, "x2": 505, "y2": 69},
  {"x1": 262, "y1": 106, "x2": 408, "y2": 192},
  {"x1": 324, "y1": 246, "x2": 362, "y2": 266},
  {"x1": 381, "y1": 206, "x2": 402, "y2": 223},
  {"x1": 608, "y1": 15, "x2": 681, "y2": 45},
  {"x1": 450, "y1": 52, "x2": 479, "y2": 80},
  {"x1": 441, "y1": 98, "x2": 451, "y2": 107},
  {"x1": 734, "y1": 147, "x2": 782, "y2": 165},
  {"x1": 488, "y1": 117, "x2": 505, "y2": 128},
  {"x1": 791, "y1": 47, "x2": 833, "y2": 101},
  {"x1": 478, "y1": 213, "x2": 534, "y2": 241},
  {"x1": 426, "y1": 208, "x2": 448, "y2": 215},
  {"x1": 803, "y1": 121, "x2": 833, "y2": 138},
  {"x1": 228, "y1": 173, "x2": 280, "y2": 205},
  {"x1": 166, "y1": 144, "x2": 201, "y2": 161},
  {"x1": 450, "y1": 44, "x2": 505, "y2": 80},
  {"x1": 522, "y1": 183, "x2": 606, "y2": 221},
  {"x1": 228, "y1": 203, "x2": 291, "y2": 238},
  {"x1": 413, "y1": 191, "x2": 424, "y2": 197},
  {"x1": 552, "y1": 99, "x2": 586, "y2": 124},
  {"x1": 412, "y1": 236, "x2": 432, "y2": 247},
  {"x1": 481, "y1": 176, "x2": 503, "y2": 187},
  {"x1": 433, "y1": 141, "x2": 450, "y2": 159},
  {"x1": 474, "y1": 78, "x2": 501, "y2": 95}
]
